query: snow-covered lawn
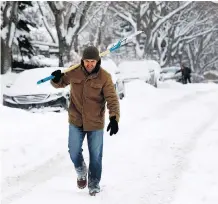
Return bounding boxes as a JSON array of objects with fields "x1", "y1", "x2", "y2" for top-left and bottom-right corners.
[{"x1": 1, "y1": 79, "x2": 218, "y2": 204}]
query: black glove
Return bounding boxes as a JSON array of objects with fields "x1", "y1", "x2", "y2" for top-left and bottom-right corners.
[
  {"x1": 51, "y1": 70, "x2": 64, "y2": 83},
  {"x1": 107, "y1": 116, "x2": 119, "y2": 136}
]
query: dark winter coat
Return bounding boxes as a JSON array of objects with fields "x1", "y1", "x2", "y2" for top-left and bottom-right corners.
[
  {"x1": 50, "y1": 65, "x2": 120, "y2": 131},
  {"x1": 175, "y1": 67, "x2": 192, "y2": 78}
]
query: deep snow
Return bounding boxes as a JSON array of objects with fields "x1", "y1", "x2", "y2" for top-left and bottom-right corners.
[{"x1": 1, "y1": 78, "x2": 218, "y2": 204}]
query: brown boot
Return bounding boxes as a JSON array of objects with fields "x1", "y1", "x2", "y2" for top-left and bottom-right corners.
[
  {"x1": 77, "y1": 176, "x2": 87, "y2": 189},
  {"x1": 75, "y1": 162, "x2": 87, "y2": 189}
]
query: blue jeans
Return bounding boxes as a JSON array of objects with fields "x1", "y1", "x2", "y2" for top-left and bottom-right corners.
[{"x1": 68, "y1": 123, "x2": 103, "y2": 188}]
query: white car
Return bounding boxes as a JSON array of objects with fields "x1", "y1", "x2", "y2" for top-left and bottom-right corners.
[
  {"x1": 118, "y1": 60, "x2": 161, "y2": 87},
  {"x1": 160, "y1": 66, "x2": 182, "y2": 82},
  {"x1": 3, "y1": 67, "x2": 70, "y2": 112},
  {"x1": 101, "y1": 59, "x2": 125, "y2": 99}
]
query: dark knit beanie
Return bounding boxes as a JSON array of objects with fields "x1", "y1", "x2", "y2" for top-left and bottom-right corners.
[{"x1": 82, "y1": 46, "x2": 100, "y2": 61}]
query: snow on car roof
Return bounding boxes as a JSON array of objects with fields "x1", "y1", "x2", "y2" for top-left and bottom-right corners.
[
  {"x1": 118, "y1": 60, "x2": 161, "y2": 80},
  {"x1": 118, "y1": 60, "x2": 161, "y2": 71},
  {"x1": 101, "y1": 59, "x2": 118, "y2": 83}
]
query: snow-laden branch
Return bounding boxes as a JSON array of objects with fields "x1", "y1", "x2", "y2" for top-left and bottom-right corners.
[
  {"x1": 176, "y1": 14, "x2": 201, "y2": 37},
  {"x1": 8, "y1": 22, "x2": 15, "y2": 47},
  {"x1": 202, "y1": 33, "x2": 213, "y2": 48},
  {"x1": 77, "y1": 2, "x2": 105, "y2": 35},
  {"x1": 202, "y1": 39, "x2": 218, "y2": 54},
  {"x1": 66, "y1": 1, "x2": 92, "y2": 45},
  {"x1": 54, "y1": 1, "x2": 65, "y2": 12},
  {"x1": 93, "y1": 3, "x2": 111, "y2": 46},
  {"x1": 30, "y1": 40, "x2": 58, "y2": 47},
  {"x1": 37, "y1": 2, "x2": 57, "y2": 43},
  {"x1": 109, "y1": 7, "x2": 137, "y2": 32},
  {"x1": 183, "y1": 28, "x2": 218, "y2": 43},
  {"x1": 47, "y1": 2, "x2": 66, "y2": 40},
  {"x1": 202, "y1": 56, "x2": 218, "y2": 70},
  {"x1": 7, "y1": 2, "x2": 18, "y2": 46},
  {"x1": 1, "y1": 2, "x2": 10, "y2": 29},
  {"x1": 47, "y1": 2, "x2": 58, "y2": 15},
  {"x1": 153, "y1": 11, "x2": 164, "y2": 20},
  {"x1": 64, "y1": 3, "x2": 75, "y2": 31},
  {"x1": 150, "y1": 1, "x2": 192, "y2": 41},
  {"x1": 126, "y1": 1, "x2": 138, "y2": 10},
  {"x1": 140, "y1": 2, "x2": 149, "y2": 18}
]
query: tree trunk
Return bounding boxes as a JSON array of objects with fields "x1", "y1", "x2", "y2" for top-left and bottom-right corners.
[
  {"x1": 58, "y1": 38, "x2": 65, "y2": 67},
  {"x1": 74, "y1": 34, "x2": 79, "y2": 53},
  {"x1": 58, "y1": 37, "x2": 72, "y2": 67},
  {"x1": 1, "y1": 2, "x2": 18, "y2": 74},
  {"x1": 1, "y1": 39, "x2": 12, "y2": 74}
]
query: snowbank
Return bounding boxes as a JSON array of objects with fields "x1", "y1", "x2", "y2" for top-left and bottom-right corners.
[{"x1": 1, "y1": 106, "x2": 68, "y2": 178}]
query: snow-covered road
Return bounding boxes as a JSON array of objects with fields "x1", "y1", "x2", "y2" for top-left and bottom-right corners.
[{"x1": 1, "y1": 81, "x2": 218, "y2": 204}]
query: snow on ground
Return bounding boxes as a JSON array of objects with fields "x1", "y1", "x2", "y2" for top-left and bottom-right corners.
[
  {"x1": 1, "y1": 79, "x2": 218, "y2": 204},
  {"x1": 171, "y1": 115, "x2": 218, "y2": 204},
  {"x1": 0, "y1": 107, "x2": 68, "y2": 178}
]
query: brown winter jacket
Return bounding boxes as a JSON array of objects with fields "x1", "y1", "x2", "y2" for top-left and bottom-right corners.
[{"x1": 50, "y1": 65, "x2": 120, "y2": 131}]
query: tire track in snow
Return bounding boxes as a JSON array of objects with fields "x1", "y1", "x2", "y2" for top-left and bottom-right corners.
[
  {"x1": 141, "y1": 87, "x2": 218, "y2": 121},
  {"x1": 2, "y1": 154, "x2": 70, "y2": 204},
  {"x1": 109, "y1": 90, "x2": 218, "y2": 204},
  {"x1": 165, "y1": 96, "x2": 218, "y2": 204}
]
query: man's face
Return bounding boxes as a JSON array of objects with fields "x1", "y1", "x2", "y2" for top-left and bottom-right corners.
[{"x1": 83, "y1": 59, "x2": 98, "y2": 73}]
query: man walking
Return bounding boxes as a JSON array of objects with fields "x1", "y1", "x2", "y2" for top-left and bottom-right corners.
[{"x1": 50, "y1": 46, "x2": 120, "y2": 196}]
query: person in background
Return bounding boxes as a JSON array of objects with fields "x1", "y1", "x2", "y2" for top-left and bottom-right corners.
[{"x1": 175, "y1": 63, "x2": 192, "y2": 84}]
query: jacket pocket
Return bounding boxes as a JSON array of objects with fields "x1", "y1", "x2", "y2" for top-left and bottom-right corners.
[
  {"x1": 86, "y1": 82, "x2": 103, "y2": 101},
  {"x1": 90, "y1": 82, "x2": 102, "y2": 89}
]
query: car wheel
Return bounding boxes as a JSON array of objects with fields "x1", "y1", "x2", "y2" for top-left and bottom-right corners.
[{"x1": 119, "y1": 93, "x2": 124, "y2": 100}]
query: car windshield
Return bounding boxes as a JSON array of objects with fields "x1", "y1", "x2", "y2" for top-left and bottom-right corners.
[{"x1": 161, "y1": 67, "x2": 179, "y2": 74}]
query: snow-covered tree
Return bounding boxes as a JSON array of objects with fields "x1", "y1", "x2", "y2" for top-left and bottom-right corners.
[
  {"x1": 181, "y1": 1, "x2": 218, "y2": 72},
  {"x1": 152, "y1": 1, "x2": 217, "y2": 67},
  {"x1": 1, "y1": 1, "x2": 217, "y2": 74},
  {"x1": 1, "y1": 1, "x2": 38, "y2": 73},
  {"x1": 1, "y1": 2, "x2": 18, "y2": 74},
  {"x1": 46, "y1": 1, "x2": 93, "y2": 67},
  {"x1": 108, "y1": 1, "x2": 192, "y2": 60},
  {"x1": 15, "y1": 2, "x2": 36, "y2": 62},
  {"x1": 107, "y1": 1, "x2": 218, "y2": 72}
]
